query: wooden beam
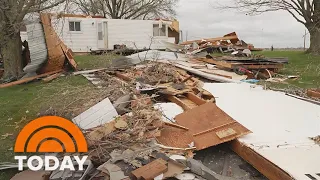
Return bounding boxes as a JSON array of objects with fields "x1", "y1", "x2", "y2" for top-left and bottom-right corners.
[
  {"x1": 0, "y1": 70, "x2": 63, "y2": 88},
  {"x1": 186, "y1": 93, "x2": 206, "y2": 106},
  {"x1": 42, "y1": 72, "x2": 63, "y2": 83},
  {"x1": 167, "y1": 95, "x2": 191, "y2": 111},
  {"x1": 197, "y1": 58, "x2": 284, "y2": 70},
  {"x1": 230, "y1": 140, "x2": 293, "y2": 180}
]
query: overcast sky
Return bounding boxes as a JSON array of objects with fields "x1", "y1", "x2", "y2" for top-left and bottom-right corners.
[{"x1": 176, "y1": 0, "x2": 309, "y2": 48}]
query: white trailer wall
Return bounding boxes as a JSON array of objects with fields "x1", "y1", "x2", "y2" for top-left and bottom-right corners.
[
  {"x1": 105, "y1": 19, "x2": 171, "y2": 50},
  {"x1": 21, "y1": 32, "x2": 28, "y2": 42},
  {"x1": 52, "y1": 17, "x2": 99, "y2": 52}
]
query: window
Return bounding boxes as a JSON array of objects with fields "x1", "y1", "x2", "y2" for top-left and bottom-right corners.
[
  {"x1": 153, "y1": 24, "x2": 166, "y2": 36},
  {"x1": 69, "y1": 21, "x2": 81, "y2": 31}
]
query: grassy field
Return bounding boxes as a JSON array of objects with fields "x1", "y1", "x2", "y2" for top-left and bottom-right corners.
[
  {"x1": 75, "y1": 53, "x2": 118, "y2": 70},
  {"x1": 0, "y1": 51, "x2": 318, "y2": 179},
  {"x1": 255, "y1": 51, "x2": 319, "y2": 89},
  {"x1": 0, "y1": 54, "x2": 115, "y2": 179}
]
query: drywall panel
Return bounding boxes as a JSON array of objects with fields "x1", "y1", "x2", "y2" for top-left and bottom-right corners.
[{"x1": 203, "y1": 83, "x2": 320, "y2": 180}]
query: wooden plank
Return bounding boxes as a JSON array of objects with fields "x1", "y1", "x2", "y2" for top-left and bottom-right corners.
[
  {"x1": 198, "y1": 58, "x2": 284, "y2": 70},
  {"x1": 131, "y1": 159, "x2": 168, "y2": 180},
  {"x1": 42, "y1": 72, "x2": 63, "y2": 83},
  {"x1": 167, "y1": 96, "x2": 192, "y2": 111},
  {"x1": 186, "y1": 93, "x2": 207, "y2": 106},
  {"x1": 307, "y1": 89, "x2": 320, "y2": 98},
  {"x1": 197, "y1": 58, "x2": 233, "y2": 69},
  {"x1": 0, "y1": 70, "x2": 62, "y2": 88},
  {"x1": 193, "y1": 121, "x2": 236, "y2": 136},
  {"x1": 115, "y1": 72, "x2": 132, "y2": 82},
  {"x1": 235, "y1": 64, "x2": 283, "y2": 70},
  {"x1": 230, "y1": 140, "x2": 293, "y2": 180},
  {"x1": 62, "y1": 47, "x2": 78, "y2": 70},
  {"x1": 175, "y1": 102, "x2": 251, "y2": 150}
]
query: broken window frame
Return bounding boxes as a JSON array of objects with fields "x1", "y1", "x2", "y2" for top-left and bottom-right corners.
[
  {"x1": 153, "y1": 24, "x2": 167, "y2": 37},
  {"x1": 69, "y1": 21, "x2": 81, "y2": 32}
]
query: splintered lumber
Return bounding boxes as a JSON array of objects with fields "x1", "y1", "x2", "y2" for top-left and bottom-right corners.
[
  {"x1": 0, "y1": 70, "x2": 62, "y2": 88},
  {"x1": 39, "y1": 13, "x2": 75, "y2": 73},
  {"x1": 180, "y1": 35, "x2": 239, "y2": 45},
  {"x1": 230, "y1": 140, "x2": 292, "y2": 180}
]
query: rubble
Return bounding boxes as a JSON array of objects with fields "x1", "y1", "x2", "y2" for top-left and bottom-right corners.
[{"x1": 6, "y1": 28, "x2": 317, "y2": 180}]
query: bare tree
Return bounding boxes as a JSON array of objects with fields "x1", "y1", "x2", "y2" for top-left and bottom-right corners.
[
  {"x1": 0, "y1": 0, "x2": 66, "y2": 80},
  {"x1": 219, "y1": 0, "x2": 320, "y2": 55},
  {"x1": 71, "y1": 0, "x2": 178, "y2": 19}
]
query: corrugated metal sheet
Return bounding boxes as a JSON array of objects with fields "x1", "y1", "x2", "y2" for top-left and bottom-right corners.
[{"x1": 23, "y1": 22, "x2": 48, "y2": 73}]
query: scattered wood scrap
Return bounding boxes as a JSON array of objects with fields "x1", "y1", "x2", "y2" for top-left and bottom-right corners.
[{"x1": 0, "y1": 70, "x2": 62, "y2": 88}]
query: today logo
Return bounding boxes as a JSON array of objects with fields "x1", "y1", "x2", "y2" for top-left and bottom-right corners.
[{"x1": 14, "y1": 116, "x2": 88, "y2": 171}]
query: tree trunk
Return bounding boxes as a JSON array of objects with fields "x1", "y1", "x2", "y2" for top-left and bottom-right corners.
[
  {"x1": 0, "y1": 32, "x2": 23, "y2": 80},
  {"x1": 307, "y1": 27, "x2": 320, "y2": 55}
]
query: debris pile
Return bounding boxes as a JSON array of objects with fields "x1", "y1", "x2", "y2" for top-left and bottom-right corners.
[
  {"x1": 5, "y1": 30, "x2": 320, "y2": 180},
  {"x1": 158, "y1": 31, "x2": 289, "y2": 83},
  {"x1": 181, "y1": 32, "x2": 262, "y2": 53},
  {"x1": 0, "y1": 13, "x2": 77, "y2": 88}
]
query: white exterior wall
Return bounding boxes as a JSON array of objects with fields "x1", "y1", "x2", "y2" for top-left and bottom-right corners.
[
  {"x1": 105, "y1": 19, "x2": 172, "y2": 50},
  {"x1": 52, "y1": 17, "x2": 99, "y2": 52},
  {"x1": 20, "y1": 17, "x2": 177, "y2": 52},
  {"x1": 21, "y1": 32, "x2": 28, "y2": 41}
]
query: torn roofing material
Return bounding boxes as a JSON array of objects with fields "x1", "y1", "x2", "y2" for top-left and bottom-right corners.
[{"x1": 203, "y1": 83, "x2": 320, "y2": 180}]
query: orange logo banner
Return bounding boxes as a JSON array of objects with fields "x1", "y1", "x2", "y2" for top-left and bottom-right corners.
[{"x1": 14, "y1": 116, "x2": 88, "y2": 153}]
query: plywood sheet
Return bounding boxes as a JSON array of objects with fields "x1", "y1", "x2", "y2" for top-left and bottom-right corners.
[
  {"x1": 175, "y1": 102, "x2": 251, "y2": 150},
  {"x1": 157, "y1": 125, "x2": 194, "y2": 148}
]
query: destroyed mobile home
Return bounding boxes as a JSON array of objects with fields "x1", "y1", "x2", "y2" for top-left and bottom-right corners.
[{"x1": 1, "y1": 13, "x2": 320, "y2": 180}]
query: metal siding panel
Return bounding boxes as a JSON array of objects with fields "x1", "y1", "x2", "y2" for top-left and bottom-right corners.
[{"x1": 24, "y1": 22, "x2": 48, "y2": 73}]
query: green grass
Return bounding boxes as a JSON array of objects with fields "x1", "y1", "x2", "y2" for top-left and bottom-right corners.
[
  {"x1": 256, "y1": 51, "x2": 320, "y2": 89},
  {"x1": 0, "y1": 54, "x2": 118, "y2": 179},
  {"x1": 75, "y1": 53, "x2": 119, "y2": 70}
]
